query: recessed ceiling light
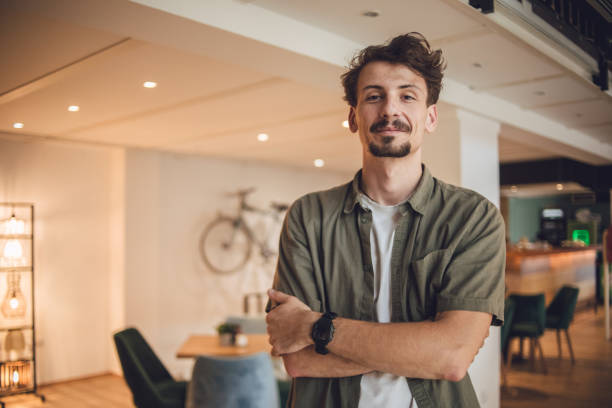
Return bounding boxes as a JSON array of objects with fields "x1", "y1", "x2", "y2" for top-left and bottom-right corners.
[
  {"x1": 510, "y1": 186, "x2": 518, "y2": 193},
  {"x1": 13, "y1": 122, "x2": 24, "y2": 129},
  {"x1": 472, "y1": 62, "x2": 482, "y2": 68},
  {"x1": 361, "y1": 10, "x2": 380, "y2": 17},
  {"x1": 257, "y1": 133, "x2": 269, "y2": 142},
  {"x1": 143, "y1": 81, "x2": 157, "y2": 88},
  {"x1": 342, "y1": 120, "x2": 349, "y2": 128},
  {"x1": 556, "y1": 183, "x2": 564, "y2": 191},
  {"x1": 68, "y1": 105, "x2": 80, "y2": 112},
  {"x1": 314, "y1": 159, "x2": 325, "y2": 168}
]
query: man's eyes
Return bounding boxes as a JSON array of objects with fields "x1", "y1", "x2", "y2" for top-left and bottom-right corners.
[{"x1": 364, "y1": 94, "x2": 415, "y2": 102}]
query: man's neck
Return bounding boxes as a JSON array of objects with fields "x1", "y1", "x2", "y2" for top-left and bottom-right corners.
[{"x1": 361, "y1": 152, "x2": 423, "y2": 206}]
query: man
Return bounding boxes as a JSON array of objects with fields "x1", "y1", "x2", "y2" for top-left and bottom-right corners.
[{"x1": 266, "y1": 33, "x2": 505, "y2": 408}]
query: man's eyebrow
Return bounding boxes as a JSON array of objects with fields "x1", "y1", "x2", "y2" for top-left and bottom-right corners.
[
  {"x1": 362, "y1": 84, "x2": 422, "y2": 91},
  {"x1": 399, "y1": 84, "x2": 421, "y2": 91}
]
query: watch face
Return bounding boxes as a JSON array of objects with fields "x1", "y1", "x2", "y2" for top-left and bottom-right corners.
[
  {"x1": 319, "y1": 328, "x2": 331, "y2": 342},
  {"x1": 312, "y1": 314, "x2": 335, "y2": 354},
  {"x1": 314, "y1": 319, "x2": 333, "y2": 342}
]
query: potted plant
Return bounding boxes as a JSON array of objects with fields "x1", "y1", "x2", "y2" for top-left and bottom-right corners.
[{"x1": 216, "y1": 323, "x2": 240, "y2": 346}]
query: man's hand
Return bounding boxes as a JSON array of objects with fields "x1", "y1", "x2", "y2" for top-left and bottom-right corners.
[{"x1": 266, "y1": 289, "x2": 321, "y2": 356}]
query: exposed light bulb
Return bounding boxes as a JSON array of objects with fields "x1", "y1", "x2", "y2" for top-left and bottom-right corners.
[
  {"x1": 143, "y1": 81, "x2": 157, "y2": 88},
  {"x1": 342, "y1": 120, "x2": 349, "y2": 128},
  {"x1": 5, "y1": 215, "x2": 25, "y2": 234},
  {"x1": 1, "y1": 240, "x2": 26, "y2": 268},
  {"x1": 67, "y1": 105, "x2": 80, "y2": 112},
  {"x1": 12, "y1": 369, "x2": 19, "y2": 384},
  {"x1": 257, "y1": 133, "x2": 269, "y2": 142},
  {"x1": 314, "y1": 159, "x2": 325, "y2": 168},
  {"x1": 13, "y1": 123, "x2": 24, "y2": 129},
  {"x1": 9, "y1": 297, "x2": 19, "y2": 310},
  {"x1": 3, "y1": 240, "x2": 23, "y2": 259}
]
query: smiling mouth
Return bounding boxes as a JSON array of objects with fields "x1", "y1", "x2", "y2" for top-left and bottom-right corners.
[{"x1": 370, "y1": 119, "x2": 411, "y2": 134}]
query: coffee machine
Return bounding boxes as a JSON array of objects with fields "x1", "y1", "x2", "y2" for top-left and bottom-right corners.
[{"x1": 539, "y1": 208, "x2": 566, "y2": 247}]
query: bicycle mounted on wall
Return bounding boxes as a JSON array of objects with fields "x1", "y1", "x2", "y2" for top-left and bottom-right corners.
[{"x1": 199, "y1": 188, "x2": 288, "y2": 274}]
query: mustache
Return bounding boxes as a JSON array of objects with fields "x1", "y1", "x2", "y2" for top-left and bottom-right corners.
[{"x1": 369, "y1": 119, "x2": 411, "y2": 133}]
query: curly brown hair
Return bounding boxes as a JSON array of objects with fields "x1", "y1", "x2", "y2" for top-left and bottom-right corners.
[{"x1": 341, "y1": 32, "x2": 445, "y2": 107}]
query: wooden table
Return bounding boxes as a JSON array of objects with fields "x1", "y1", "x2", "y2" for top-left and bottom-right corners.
[{"x1": 176, "y1": 334, "x2": 271, "y2": 358}]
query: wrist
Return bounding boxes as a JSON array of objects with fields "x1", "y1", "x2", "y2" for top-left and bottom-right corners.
[{"x1": 305, "y1": 311, "x2": 321, "y2": 345}]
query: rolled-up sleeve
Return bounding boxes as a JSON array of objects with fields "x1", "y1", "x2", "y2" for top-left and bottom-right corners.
[{"x1": 436, "y1": 201, "x2": 506, "y2": 326}]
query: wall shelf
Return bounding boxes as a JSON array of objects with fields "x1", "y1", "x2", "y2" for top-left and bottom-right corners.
[{"x1": 0, "y1": 204, "x2": 44, "y2": 406}]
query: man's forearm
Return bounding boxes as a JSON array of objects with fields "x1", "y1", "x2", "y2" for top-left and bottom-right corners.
[
  {"x1": 266, "y1": 290, "x2": 491, "y2": 382},
  {"x1": 283, "y1": 345, "x2": 372, "y2": 378},
  {"x1": 327, "y1": 311, "x2": 491, "y2": 381}
]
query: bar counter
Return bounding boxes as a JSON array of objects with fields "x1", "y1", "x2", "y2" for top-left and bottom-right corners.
[{"x1": 506, "y1": 246, "x2": 598, "y2": 303}]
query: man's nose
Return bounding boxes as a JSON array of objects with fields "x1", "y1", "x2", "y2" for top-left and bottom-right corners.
[{"x1": 381, "y1": 97, "x2": 400, "y2": 118}]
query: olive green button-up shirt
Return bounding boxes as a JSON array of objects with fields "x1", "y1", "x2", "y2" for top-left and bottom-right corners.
[{"x1": 271, "y1": 166, "x2": 506, "y2": 408}]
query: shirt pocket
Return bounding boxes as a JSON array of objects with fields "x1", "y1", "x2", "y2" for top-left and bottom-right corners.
[{"x1": 405, "y1": 249, "x2": 452, "y2": 320}]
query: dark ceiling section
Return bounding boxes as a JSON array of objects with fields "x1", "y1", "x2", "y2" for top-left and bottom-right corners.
[
  {"x1": 469, "y1": 0, "x2": 495, "y2": 14},
  {"x1": 500, "y1": 158, "x2": 612, "y2": 191},
  {"x1": 531, "y1": 0, "x2": 612, "y2": 90}
]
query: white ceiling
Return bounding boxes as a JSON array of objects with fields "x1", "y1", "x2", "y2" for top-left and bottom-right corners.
[{"x1": 0, "y1": 0, "x2": 610, "y2": 174}]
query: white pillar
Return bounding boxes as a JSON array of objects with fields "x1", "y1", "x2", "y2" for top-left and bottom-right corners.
[{"x1": 423, "y1": 106, "x2": 502, "y2": 408}]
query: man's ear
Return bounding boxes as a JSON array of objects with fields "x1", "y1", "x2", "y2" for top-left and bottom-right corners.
[
  {"x1": 425, "y1": 104, "x2": 438, "y2": 133},
  {"x1": 348, "y1": 107, "x2": 358, "y2": 133}
]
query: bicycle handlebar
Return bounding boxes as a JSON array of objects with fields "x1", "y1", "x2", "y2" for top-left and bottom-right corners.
[
  {"x1": 225, "y1": 187, "x2": 256, "y2": 199},
  {"x1": 225, "y1": 188, "x2": 288, "y2": 214}
]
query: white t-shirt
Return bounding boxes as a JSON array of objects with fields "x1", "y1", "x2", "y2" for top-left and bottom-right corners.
[{"x1": 357, "y1": 193, "x2": 416, "y2": 408}]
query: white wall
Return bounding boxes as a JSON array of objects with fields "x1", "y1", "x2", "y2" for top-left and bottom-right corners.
[
  {"x1": 0, "y1": 136, "x2": 120, "y2": 384},
  {"x1": 108, "y1": 149, "x2": 126, "y2": 374},
  {"x1": 422, "y1": 102, "x2": 461, "y2": 186}
]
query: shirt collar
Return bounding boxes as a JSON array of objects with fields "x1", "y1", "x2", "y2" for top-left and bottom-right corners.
[{"x1": 343, "y1": 164, "x2": 434, "y2": 216}]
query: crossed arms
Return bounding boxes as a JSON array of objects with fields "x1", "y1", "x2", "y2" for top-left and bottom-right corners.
[{"x1": 266, "y1": 289, "x2": 492, "y2": 382}]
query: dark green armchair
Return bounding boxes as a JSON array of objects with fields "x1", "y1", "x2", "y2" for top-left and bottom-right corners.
[
  {"x1": 114, "y1": 327, "x2": 187, "y2": 408},
  {"x1": 507, "y1": 293, "x2": 547, "y2": 373},
  {"x1": 546, "y1": 285, "x2": 579, "y2": 364}
]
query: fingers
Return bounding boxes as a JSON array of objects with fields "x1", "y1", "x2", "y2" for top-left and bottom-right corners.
[{"x1": 267, "y1": 288, "x2": 291, "y2": 304}]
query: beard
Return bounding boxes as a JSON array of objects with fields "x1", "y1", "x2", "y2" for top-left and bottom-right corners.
[{"x1": 367, "y1": 118, "x2": 412, "y2": 158}]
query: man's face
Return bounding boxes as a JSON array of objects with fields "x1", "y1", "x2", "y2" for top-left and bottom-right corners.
[{"x1": 348, "y1": 61, "x2": 438, "y2": 158}]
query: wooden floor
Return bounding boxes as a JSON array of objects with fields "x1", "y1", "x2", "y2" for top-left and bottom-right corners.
[
  {"x1": 0, "y1": 374, "x2": 133, "y2": 408},
  {"x1": 0, "y1": 308, "x2": 609, "y2": 407},
  {"x1": 502, "y1": 307, "x2": 612, "y2": 408}
]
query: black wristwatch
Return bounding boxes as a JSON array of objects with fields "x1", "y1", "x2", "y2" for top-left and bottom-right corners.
[{"x1": 311, "y1": 312, "x2": 337, "y2": 355}]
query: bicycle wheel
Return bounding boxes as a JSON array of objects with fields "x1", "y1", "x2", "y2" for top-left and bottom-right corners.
[{"x1": 199, "y1": 216, "x2": 252, "y2": 274}]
